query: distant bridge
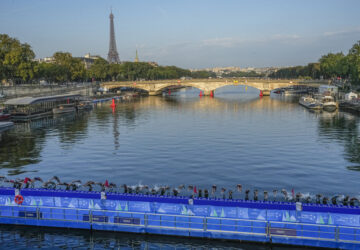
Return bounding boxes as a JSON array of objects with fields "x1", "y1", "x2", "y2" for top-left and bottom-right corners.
[{"x1": 101, "y1": 79, "x2": 320, "y2": 96}]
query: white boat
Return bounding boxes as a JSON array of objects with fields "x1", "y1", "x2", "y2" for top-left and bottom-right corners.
[
  {"x1": 299, "y1": 96, "x2": 323, "y2": 110},
  {"x1": 321, "y1": 95, "x2": 337, "y2": 112},
  {"x1": 53, "y1": 104, "x2": 76, "y2": 114}
]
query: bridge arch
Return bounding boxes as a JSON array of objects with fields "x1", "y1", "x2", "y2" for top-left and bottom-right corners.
[
  {"x1": 154, "y1": 83, "x2": 206, "y2": 95},
  {"x1": 211, "y1": 84, "x2": 261, "y2": 93}
]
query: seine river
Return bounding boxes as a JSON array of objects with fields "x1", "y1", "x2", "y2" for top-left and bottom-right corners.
[{"x1": 0, "y1": 86, "x2": 359, "y2": 248}]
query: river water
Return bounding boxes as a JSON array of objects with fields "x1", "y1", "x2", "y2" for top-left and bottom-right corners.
[{"x1": 0, "y1": 86, "x2": 359, "y2": 248}]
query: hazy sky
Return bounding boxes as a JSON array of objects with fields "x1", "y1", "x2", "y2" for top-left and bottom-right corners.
[{"x1": 1, "y1": 0, "x2": 359, "y2": 69}]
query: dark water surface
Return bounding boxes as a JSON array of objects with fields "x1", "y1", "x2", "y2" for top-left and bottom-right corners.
[
  {"x1": 0, "y1": 86, "x2": 359, "y2": 248},
  {"x1": 0, "y1": 224, "x2": 303, "y2": 250}
]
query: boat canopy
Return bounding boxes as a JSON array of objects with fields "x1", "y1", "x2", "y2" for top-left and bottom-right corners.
[{"x1": 4, "y1": 94, "x2": 81, "y2": 106}]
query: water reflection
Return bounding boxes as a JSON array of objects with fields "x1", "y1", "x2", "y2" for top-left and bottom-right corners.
[
  {"x1": 0, "y1": 129, "x2": 44, "y2": 175},
  {"x1": 53, "y1": 113, "x2": 90, "y2": 147},
  {"x1": 0, "y1": 112, "x2": 91, "y2": 173},
  {"x1": 0, "y1": 225, "x2": 303, "y2": 250},
  {"x1": 317, "y1": 111, "x2": 360, "y2": 168}
]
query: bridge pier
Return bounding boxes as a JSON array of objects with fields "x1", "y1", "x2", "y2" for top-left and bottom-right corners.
[
  {"x1": 203, "y1": 90, "x2": 214, "y2": 96},
  {"x1": 261, "y1": 90, "x2": 271, "y2": 96}
]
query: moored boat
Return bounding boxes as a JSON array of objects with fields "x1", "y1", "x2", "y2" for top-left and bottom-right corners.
[
  {"x1": 0, "y1": 109, "x2": 10, "y2": 121},
  {"x1": 321, "y1": 95, "x2": 337, "y2": 112},
  {"x1": 53, "y1": 104, "x2": 76, "y2": 114},
  {"x1": 77, "y1": 101, "x2": 93, "y2": 111},
  {"x1": 299, "y1": 96, "x2": 323, "y2": 110},
  {"x1": 4, "y1": 94, "x2": 82, "y2": 121}
]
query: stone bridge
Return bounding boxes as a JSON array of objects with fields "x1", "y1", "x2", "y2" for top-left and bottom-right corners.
[{"x1": 101, "y1": 79, "x2": 311, "y2": 96}]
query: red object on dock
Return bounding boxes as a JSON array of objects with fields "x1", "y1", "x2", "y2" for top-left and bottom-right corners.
[
  {"x1": 210, "y1": 91, "x2": 214, "y2": 97},
  {"x1": 259, "y1": 90, "x2": 263, "y2": 97},
  {"x1": 199, "y1": 91, "x2": 203, "y2": 97},
  {"x1": 110, "y1": 98, "x2": 116, "y2": 107},
  {"x1": 193, "y1": 186, "x2": 197, "y2": 194},
  {"x1": 168, "y1": 89, "x2": 171, "y2": 95},
  {"x1": 0, "y1": 113, "x2": 10, "y2": 121}
]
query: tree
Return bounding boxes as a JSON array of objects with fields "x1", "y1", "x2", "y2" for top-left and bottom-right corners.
[
  {"x1": 319, "y1": 52, "x2": 345, "y2": 78},
  {"x1": 307, "y1": 63, "x2": 321, "y2": 79},
  {"x1": 88, "y1": 57, "x2": 110, "y2": 81},
  {"x1": 0, "y1": 34, "x2": 36, "y2": 84},
  {"x1": 348, "y1": 41, "x2": 360, "y2": 85},
  {"x1": 53, "y1": 52, "x2": 86, "y2": 82}
]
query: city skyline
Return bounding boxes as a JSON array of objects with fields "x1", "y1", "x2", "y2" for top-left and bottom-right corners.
[{"x1": 1, "y1": 0, "x2": 360, "y2": 69}]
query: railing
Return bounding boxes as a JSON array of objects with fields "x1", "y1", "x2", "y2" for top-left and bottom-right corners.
[{"x1": 0, "y1": 204, "x2": 360, "y2": 245}]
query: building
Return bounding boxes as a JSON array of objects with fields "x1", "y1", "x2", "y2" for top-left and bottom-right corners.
[
  {"x1": 34, "y1": 57, "x2": 55, "y2": 63},
  {"x1": 78, "y1": 53, "x2": 101, "y2": 69},
  {"x1": 190, "y1": 66, "x2": 285, "y2": 77}
]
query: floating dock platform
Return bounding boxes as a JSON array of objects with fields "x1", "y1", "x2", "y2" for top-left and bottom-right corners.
[{"x1": 0, "y1": 188, "x2": 360, "y2": 249}]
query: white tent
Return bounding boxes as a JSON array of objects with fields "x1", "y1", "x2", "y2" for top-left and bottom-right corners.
[{"x1": 345, "y1": 92, "x2": 358, "y2": 100}]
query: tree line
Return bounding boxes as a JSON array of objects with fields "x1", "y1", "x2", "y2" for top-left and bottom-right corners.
[
  {"x1": 2, "y1": 34, "x2": 360, "y2": 85},
  {"x1": 0, "y1": 34, "x2": 215, "y2": 84},
  {"x1": 87, "y1": 58, "x2": 215, "y2": 81},
  {"x1": 269, "y1": 41, "x2": 360, "y2": 85}
]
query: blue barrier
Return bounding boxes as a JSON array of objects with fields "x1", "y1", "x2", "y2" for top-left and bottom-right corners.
[{"x1": 0, "y1": 188, "x2": 360, "y2": 249}]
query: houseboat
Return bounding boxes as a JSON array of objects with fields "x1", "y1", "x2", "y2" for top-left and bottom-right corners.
[{"x1": 4, "y1": 94, "x2": 81, "y2": 121}]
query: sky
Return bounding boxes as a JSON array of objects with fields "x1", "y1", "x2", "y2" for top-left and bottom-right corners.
[{"x1": 1, "y1": 0, "x2": 360, "y2": 69}]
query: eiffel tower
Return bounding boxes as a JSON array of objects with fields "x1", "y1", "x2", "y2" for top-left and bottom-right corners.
[{"x1": 107, "y1": 10, "x2": 120, "y2": 63}]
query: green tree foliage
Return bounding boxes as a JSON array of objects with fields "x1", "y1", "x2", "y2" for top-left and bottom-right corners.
[
  {"x1": 53, "y1": 52, "x2": 86, "y2": 81},
  {"x1": 269, "y1": 41, "x2": 360, "y2": 84},
  {"x1": 37, "y1": 62, "x2": 69, "y2": 83},
  {"x1": 0, "y1": 34, "x2": 37, "y2": 83},
  {"x1": 191, "y1": 70, "x2": 216, "y2": 78},
  {"x1": 88, "y1": 57, "x2": 110, "y2": 81},
  {"x1": 89, "y1": 60, "x2": 192, "y2": 81},
  {"x1": 269, "y1": 64, "x2": 320, "y2": 79},
  {"x1": 348, "y1": 41, "x2": 360, "y2": 85},
  {"x1": 319, "y1": 53, "x2": 346, "y2": 78}
]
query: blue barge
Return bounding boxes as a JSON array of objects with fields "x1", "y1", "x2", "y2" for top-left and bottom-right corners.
[{"x1": 0, "y1": 187, "x2": 360, "y2": 249}]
